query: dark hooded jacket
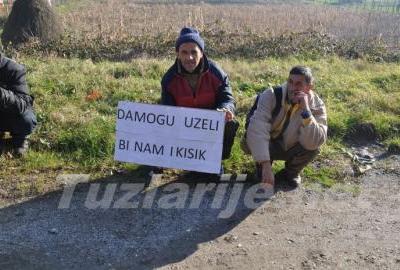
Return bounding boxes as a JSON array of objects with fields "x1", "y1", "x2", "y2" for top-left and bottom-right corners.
[{"x1": 0, "y1": 54, "x2": 34, "y2": 115}]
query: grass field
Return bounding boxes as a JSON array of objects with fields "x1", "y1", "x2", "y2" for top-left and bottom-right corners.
[
  {"x1": 0, "y1": 0, "x2": 399, "y2": 201},
  {"x1": 1, "y1": 55, "x2": 399, "y2": 200}
]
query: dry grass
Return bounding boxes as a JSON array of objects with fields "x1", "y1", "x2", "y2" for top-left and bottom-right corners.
[
  {"x1": 1, "y1": 0, "x2": 398, "y2": 60},
  {"x1": 61, "y1": 0, "x2": 400, "y2": 47}
]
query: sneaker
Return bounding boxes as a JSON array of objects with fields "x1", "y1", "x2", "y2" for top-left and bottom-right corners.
[
  {"x1": 11, "y1": 137, "x2": 30, "y2": 157},
  {"x1": 286, "y1": 173, "x2": 301, "y2": 188}
]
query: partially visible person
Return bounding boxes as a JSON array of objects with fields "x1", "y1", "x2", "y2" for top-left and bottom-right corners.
[
  {"x1": 245, "y1": 66, "x2": 327, "y2": 188},
  {"x1": 0, "y1": 53, "x2": 36, "y2": 156},
  {"x1": 159, "y1": 27, "x2": 238, "y2": 175}
]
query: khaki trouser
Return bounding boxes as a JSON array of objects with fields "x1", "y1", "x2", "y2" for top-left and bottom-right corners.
[{"x1": 269, "y1": 140, "x2": 319, "y2": 177}]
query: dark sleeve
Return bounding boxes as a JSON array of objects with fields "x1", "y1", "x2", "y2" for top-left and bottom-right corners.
[
  {"x1": 210, "y1": 62, "x2": 235, "y2": 113},
  {"x1": 0, "y1": 56, "x2": 33, "y2": 114},
  {"x1": 160, "y1": 72, "x2": 176, "y2": 106}
]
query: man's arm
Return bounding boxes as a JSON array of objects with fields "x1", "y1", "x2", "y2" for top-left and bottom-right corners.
[
  {"x1": 215, "y1": 73, "x2": 235, "y2": 121},
  {"x1": 215, "y1": 73, "x2": 235, "y2": 113},
  {"x1": 246, "y1": 89, "x2": 276, "y2": 162},
  {"x1": 208, "y1": 62, "x2": 235, "y2": 114},
  {"x1": 298, "y1": 94, "x2": 328, "y2": 150},
  {"x1": 160, "y1": 85, "x2": 176, "y2": 106},
  {"x1": 246, "y1": 89, "x2": 277, "y2": 187},
  {"x1": 160, "y1": 73, "x2": 176, "y2": 106}
]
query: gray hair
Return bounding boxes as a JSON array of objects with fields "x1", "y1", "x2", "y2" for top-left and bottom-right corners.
[{"x1": 289, "y1": 66, "x2": 314, "y2": 85}]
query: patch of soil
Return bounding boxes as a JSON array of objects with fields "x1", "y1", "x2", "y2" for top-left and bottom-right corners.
[
  {"x1": 344, "y1": 123, "x2": 379, "y2": 145},
  {"x1": 0, "y1": 154, "x2": 399, "y2": 269}
]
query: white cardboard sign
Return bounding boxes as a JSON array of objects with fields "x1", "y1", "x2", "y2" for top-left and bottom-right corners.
[{"x1": 114, "y1": 102, "x2": 225, "y2": 173}]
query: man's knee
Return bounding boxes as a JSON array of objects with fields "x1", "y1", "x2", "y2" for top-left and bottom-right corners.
[
  {"x1": 286, "y1": 144, "x2": 320, "y2": 171},
  {"x1": 4, "y1": 110, "x2": 37, "y2": 136},
  {"x1": 19, "y1": 110, "x2": 37, "y2": 135},
  {"x1": 299, "y1": 147, "x2": 319, "y2": 160},
  {"x1": 288, "y1": 143, "x2": 319, "y2": 158}
]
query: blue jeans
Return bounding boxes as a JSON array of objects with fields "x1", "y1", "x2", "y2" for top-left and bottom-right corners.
[{"x1": 0, "y1": 109, "x2": 37, "y2": 137}]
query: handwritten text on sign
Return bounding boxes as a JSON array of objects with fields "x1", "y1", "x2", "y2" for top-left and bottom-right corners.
[{"x1": 114, "y1": 102, "x2": 225, "y2": 173}]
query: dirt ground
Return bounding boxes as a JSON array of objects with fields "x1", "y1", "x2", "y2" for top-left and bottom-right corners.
[{"x1": 0, "y1": 153, "x2": 399, "y2": 270}]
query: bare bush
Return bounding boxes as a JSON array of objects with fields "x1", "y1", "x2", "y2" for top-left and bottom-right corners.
[{"x1": 1, "y1": 0, "x2": 62, "y2": 46}]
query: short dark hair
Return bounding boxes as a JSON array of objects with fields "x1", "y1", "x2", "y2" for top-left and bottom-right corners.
[{"x1": 289, "y1": 66, "x2": 313, "y2": 85}]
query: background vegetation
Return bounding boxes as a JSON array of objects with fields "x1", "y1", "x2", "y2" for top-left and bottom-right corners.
[
  {"x1": 0, "y1": 0, "x2": 399, "y2": 202},
  {"x1": 1, "y1": 0, "x2": 399, "y2": 61}
]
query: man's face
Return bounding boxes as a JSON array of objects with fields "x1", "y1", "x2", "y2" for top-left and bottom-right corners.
[
  {"x1": 287, "y1": 74, "x2": 312, "y2": 104},
  {"x1": 177, "y1": 42, "x2": 203, "y2": 73}
]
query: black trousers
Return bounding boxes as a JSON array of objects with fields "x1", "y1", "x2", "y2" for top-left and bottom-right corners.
[
  {"x1": 0, "y1": 109, "x2": 37, "y2": 137},
  {"x1": 222, "y1": 119, "x2": 239, "y2": 160}
]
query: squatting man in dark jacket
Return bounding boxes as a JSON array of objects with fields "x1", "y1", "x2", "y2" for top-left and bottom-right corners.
[
  {"x1": 245, "y1": 66, "x2": 327, "y2": 188},
  {"x1": 158, "y1": 27, "x2": 238, "y2": 175},
  {"x1": 0, "y1": 53, "x2": 36, "y2": 156}
]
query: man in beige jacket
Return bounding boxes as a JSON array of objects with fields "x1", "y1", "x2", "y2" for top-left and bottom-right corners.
[{"x1": 246, "y1": 66, "x2": 327, "y2": 188}]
